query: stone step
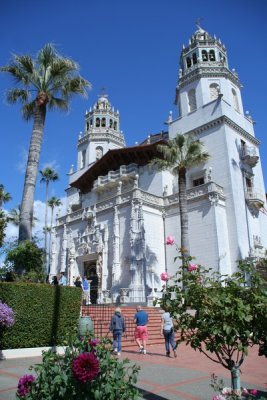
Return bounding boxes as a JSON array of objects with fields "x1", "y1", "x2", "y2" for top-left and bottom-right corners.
[{"x1": 81, "y1": 305, "x2": 166, "y2": 347}]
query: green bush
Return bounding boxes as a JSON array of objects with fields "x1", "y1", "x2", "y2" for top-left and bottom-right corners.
[{"x1": 0, "y1": 282, "x2": 82, "y2": 349}]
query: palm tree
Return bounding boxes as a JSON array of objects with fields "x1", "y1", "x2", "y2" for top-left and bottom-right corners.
[
  {"x1": 0, "y1": 184, "x2": 12, "y2": 209},
  {"x1": 47, "y1": 196, "x2": 62, "y2": 274},
  {"x1": 152, "y1": 133, "x2": 209, "y2": 266},
  {"x1": 1, "y1": 43, "x2": 91, "y2": 243},
  {"x1": 8, "y1": 205, "x2": 38, "y2": 227},
  {"x1": 40, "y1": 167, "x2": 59, "y2": 271}
]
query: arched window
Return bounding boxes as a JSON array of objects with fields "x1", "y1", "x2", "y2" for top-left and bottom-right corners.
[
  {"x1": 114, "y1": 121, "x2": 117, "y2": 130},
  {"x1": 81, "y1": 150, "x2": 86, "y2": 169},
  {"x1": 192, "y1": 53, "x2": 197, "y2": 64},
  {"x1": 188, "y1": 89, "x2": 197, "y2": 112},
  {"x1": 101, "y1": 118, "x2": 106, "y2": 127},
  {"x1": 109, "y1": 119, "x2": 113, "y2": 128},
  {"x1": 90, "y1": 119, "x2": 93, "y2": 127},
  {"x1": 186, "y1": 57, "x2": 192, "y2": 68},
  {"x1": 202, "y1": 50, "x2": 208, "y2": 61},
  {"x1": 232, "y1": 89, "x2": 240, "y2": 112},
  {"x1": 96, "y1": 118, "x2": 100, "y2": 127},
  {"x1": 86, "y1": 121, "x2": 89, "y2": 131},
  {"x1": 210, "y1": 83, "x2": 220, "y2": 100},
  {"x1": 209, "y1": 50, "x2": 215, "y2": 61},
  {"x1": 95, "y1": 146, "x2": 103, "y2": 160}
]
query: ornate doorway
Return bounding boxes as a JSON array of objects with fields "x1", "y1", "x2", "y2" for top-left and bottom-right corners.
[{"x1": 84, "y1": 261, "x2": 98, "y2": 304}]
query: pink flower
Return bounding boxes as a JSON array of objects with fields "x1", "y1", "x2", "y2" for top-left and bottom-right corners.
[
  {"x1": 166, "y1": 235, "x2": 175, "y2": 245},
  {"x1": 17, "y1": 374, "x2": 35, "y2": 398},
  {"x1": 250, "y1": 389, "x2": 258, "y2": 396},
  {"x1": 188, "y1": 263, "x2": 198, "y2": 272},
  {"x1": 160, "y1": 272, "x2": 169, "y2": 282},
  {"x1": 72, "y1": 352, "x2": 100, "y2": 383},
  {"x1": 90, "y1": 339, "x2": 100, "y2": 347}
]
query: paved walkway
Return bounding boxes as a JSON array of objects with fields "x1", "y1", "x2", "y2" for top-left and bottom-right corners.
[{"x1": 0, "y1": 343, "x2": 266, "y2": 399}]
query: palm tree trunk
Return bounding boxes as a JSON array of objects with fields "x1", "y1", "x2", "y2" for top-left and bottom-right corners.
[
  {"x1": 178, "y1": 167, "x2": 190, "y2": 263},
  {"x1": 44, "y1": 182, "x2": 49, "y2": 274},
  {"x1": 19, "y1": 105, "x2": 46, "y2": 242}
]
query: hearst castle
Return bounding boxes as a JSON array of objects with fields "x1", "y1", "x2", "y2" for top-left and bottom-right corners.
[{"x1": 50, "y1": 26, "x2": 267, "y2": 305}]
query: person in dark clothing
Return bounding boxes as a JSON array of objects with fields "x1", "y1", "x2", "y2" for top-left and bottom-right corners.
[
  {"x1": 74, "y1": 276, "x2": 82, "y2": 288},
  {"x1": 109, "y1": 307, "x2": 125, "y2": 356},
  {"x1": 52, "y1": 276, "x2": 59, "y2": 285}
]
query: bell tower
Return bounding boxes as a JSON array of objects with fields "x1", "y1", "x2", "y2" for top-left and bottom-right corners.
[
  {"x1": 175, "y1": 24, "x2": 244, "y2": 118},
  {"x1": 76, "y1": 93, "x2": 125, "y2": 171}
]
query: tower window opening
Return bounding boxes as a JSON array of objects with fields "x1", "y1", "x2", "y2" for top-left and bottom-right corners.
[
  {"x1": 86, "y1": 121, "x2": 89, "y2": 130},
  {"x1": 232, "y1": 88, "x2": 240, "y2": 112},
  {"x1": 110, "y1": 119, "x2": 113, "y2": 128},
  {"x1": 188, "y1": 89, "x2": 197, "y2": 112},
  {"x1": 202, "y1": 50, "x2": 208, "y2": 61},
  {"x1": 209, "y1": 50, "x2": 215, "y2": 61},
  {"x1": 193, "y1": 177, "x2": 204, "y2": 187},
  {"x1": 81, "y1": 150, "x2": 86, "y2": 169},
  {"x1": 192, "y1": 53, "x2": 197, "y2": 64},
  {"x1": 114, "y1": 121, "x2": 117, "y2": 130},
  {"x1": 96, "y1": 117, "x2": 100, "y2": 127},
  {"x1": 210, "y1": 83, "x2": 220, "y2": 100},
  {"x1": 101, "y1": 118, "x2": 106, "y2": 127},
  {"x1": 186, "y1": 57, "x2": 192, "y2": 68},
  {"x1": 90, "y1": 119, "x2": 93, "y2": 127}
]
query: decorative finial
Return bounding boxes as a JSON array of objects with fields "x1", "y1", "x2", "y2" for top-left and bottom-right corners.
[{"x1": 195, "y1": 17, "x2": 203, "y2": 30}]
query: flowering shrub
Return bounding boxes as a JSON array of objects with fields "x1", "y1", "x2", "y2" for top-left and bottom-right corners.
[
  {"x1": 16, "y1": 334, "x2": 140, "y2": 400},
  {"x1": 211, "y1": 374, "x2": 265, "y2": 399},
  {"x1": 0, "y1": 301, "x2": 15, "y2": 328}
]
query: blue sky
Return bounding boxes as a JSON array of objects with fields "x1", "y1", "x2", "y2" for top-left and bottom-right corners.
[{"x1": 1, "y1": 0, "x2": 267, "y2": 240}]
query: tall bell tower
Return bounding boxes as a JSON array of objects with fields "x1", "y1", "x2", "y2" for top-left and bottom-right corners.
[{"x1": 168, "y1": 24, "x2": 266, "y2": 271}]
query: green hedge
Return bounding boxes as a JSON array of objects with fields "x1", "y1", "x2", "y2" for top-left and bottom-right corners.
[{"x1": 0, "y1": 282, "x2": 82, "y2": 349}]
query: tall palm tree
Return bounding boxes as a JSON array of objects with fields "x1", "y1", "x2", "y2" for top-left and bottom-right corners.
[
  {"x1": 152, "y1": 133, "x2": 209, "y2": 265},
  {"x1": 40, "y1": 167, "x2": 59, "y2": 271},
  {"x1": 47, "y1": 196, "x2": 62, "y2": 274},
  {"x1": 0, "y1": 184, "x2": 12, "y2": 209},
  {"x1": 1, "y1": 43, "x2": 91, "y2": 243}
]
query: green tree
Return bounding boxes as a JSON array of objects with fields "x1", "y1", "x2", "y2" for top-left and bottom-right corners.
[
  {"x1": 151, "y1": 134, "x2": 209, "y2": 264},
  {"x1": 1, "y1": 44, "x2": 91, "y2": 243},
  {"x1": 5, "y1": 240, "x2": 44, "y2": 276},
  {"x1": 0, "y1": 210, "x2": 7, "y2": 248},
  {"x1": 47, "y1": 196, "x2": 62, "y2": 274},
  {"x1": 40, "y1": 167, "x2": 59, "y2": 273},
  {"x1": 158, "y1": 256, "x2": 267, "y2": 394},
  {"x1": 0, "y1": 184, "x2": 12, "y2": 247},
  {"x1": 0, "y1": 184, "x2": 12, "y2": 209}
]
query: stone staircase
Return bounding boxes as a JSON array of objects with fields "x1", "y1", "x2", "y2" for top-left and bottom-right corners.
[{"x1": 81, "y1": 305, "x2": 165, "y2": 348}]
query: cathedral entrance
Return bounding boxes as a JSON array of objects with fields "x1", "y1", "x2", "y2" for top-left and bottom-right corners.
[{"x1": 84, "y1": 261, "x2": 98, "y2": 304}]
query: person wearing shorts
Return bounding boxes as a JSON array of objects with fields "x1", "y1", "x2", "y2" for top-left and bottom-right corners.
[{"x1": 134, "y1": 305, "x2": 149, "y2": 354}]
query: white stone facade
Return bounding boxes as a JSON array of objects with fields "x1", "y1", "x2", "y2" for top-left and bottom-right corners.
[{"x1": 52, "y1": 27, "x2": 267, "y2": 304}]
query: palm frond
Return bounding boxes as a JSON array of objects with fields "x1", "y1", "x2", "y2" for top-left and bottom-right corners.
[
  {"x1": 14, "y1": 55, "x2": 34, "y2": 75},
  {"x1": 37, "y1": 43, "x2": 57, "y2": 68},
  {"x1": 22, "y1": 101, "x2": 36, "y2": 120},
  {"x1": 0, "y1": 64, "x2": 31, "y2": 86},
  {"x1": 6, "y1": 88, "x2": 30, "y2": 104},
  {"x1": 61, "y1": 77, "x2": 91, "y2": 97},
  {"x1": 47, "y1": 97, "x2": 69, "y2": 111}
]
